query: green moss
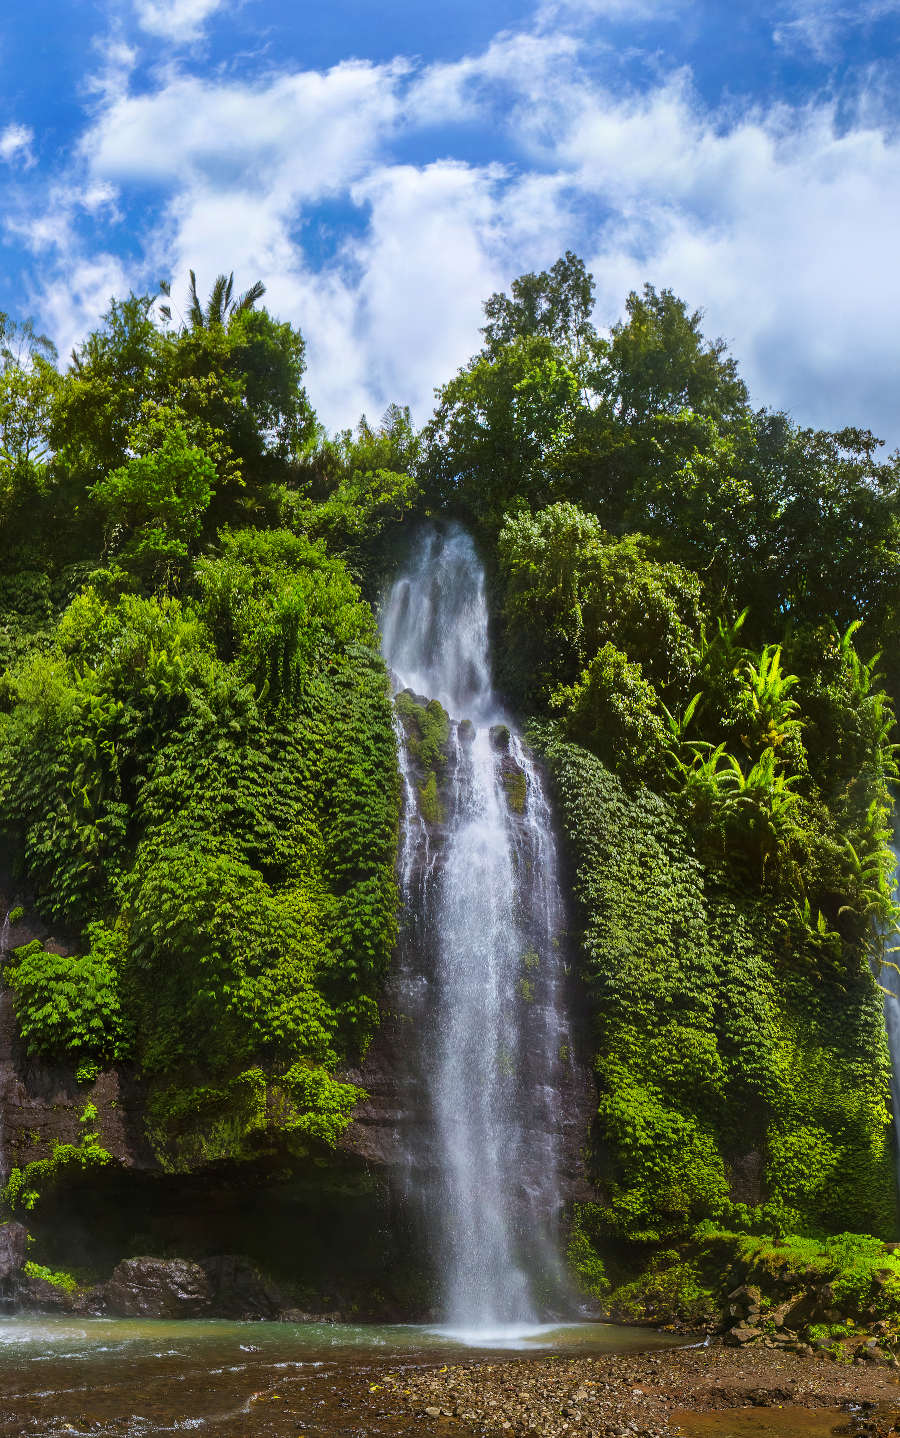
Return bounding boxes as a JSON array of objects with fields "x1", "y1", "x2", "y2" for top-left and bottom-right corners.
[
  {"x1": 502, "y1": 764, "x2": 527, "y2": 813},
  {"x1": 395, "y1": 691, "x2": 450, "y2": 826},
  {"x1": 489, "y1": 724, "x2": 511, "y2": 751},
  {"x1": 569, "y1": 1220, "x2": 900, "y2": 1332},
  {"x1": 418, "y1": 771, "x2": 444, "y2": 824},
  {"x1": 22, "y1": 1261, "x2": 78, "y2": 1293},
  {"x1": 395, "y1": 691, "x2": 450, "y2": 773},
  {"x1": 567, "y1": 1209, "x2": 608, "y2": 1302},
  {"x1": 145, "y1": 1064, "x2": 362, "y2": 1172},
  {"x1": 2, "y1": 1104, "x2": 114, "y2": 1214}
]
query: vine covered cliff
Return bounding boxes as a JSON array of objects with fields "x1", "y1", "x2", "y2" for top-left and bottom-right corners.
[{"x1": 0, "y1": 258, "x2": 899, "y2": 1324}]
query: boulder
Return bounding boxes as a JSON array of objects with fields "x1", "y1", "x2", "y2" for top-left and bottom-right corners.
[
  {"x1": 724, "y1": 1323, "x2": 762, "y2": 1346},
  {"x1": 457, "y1": 719, "x2": 476, "y2": 744},
  {"x1": 782, "y1": 1292, "x2": 818, "y2": 1329},
  {"x1": 0, "y1": 1222, "x2": 27, "y2": 1282},
  {"x1": 489, "y1": 724, "x2": 510, "y2": 752},
  {"x1": 102, "y1": 1257, "x2": 213, "y2": 1318},
  {"x1": 199, "y1": 1255, "x2": 284, "y2": 1320},
  {"x1": 14, "y1": 1273, "x2": 74, "y2": 1312},
  {"x1": 724, "y1": 1284, "x2": 762, "y2": 1324}
]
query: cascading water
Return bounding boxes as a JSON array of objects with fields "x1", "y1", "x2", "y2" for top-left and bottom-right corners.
[
  {"x1": 381, "y1": 522, "x2": 575, "y2": 1335},
  {"x1": 0, "y1": 913, "x2": 9, "y2": 1185},
  {"x1": 883, "y1": 835, "x2": 900, "y2": 1183}
]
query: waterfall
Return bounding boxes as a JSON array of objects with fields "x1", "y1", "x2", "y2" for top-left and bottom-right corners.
[
  {"x1": 381, "y1": 522, "x2": 574, "y2": 1335},
  {"x1": 883, "y1": 834, "x2": 900, "y2": 1184},
  {"x1": 0, "y1": 913, "x2": 8, "y2": 1187}
]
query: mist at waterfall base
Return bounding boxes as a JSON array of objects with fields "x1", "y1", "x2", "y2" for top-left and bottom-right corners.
[{"x1": 381, "y1": 522, "x2": 579, "y2": 1342}]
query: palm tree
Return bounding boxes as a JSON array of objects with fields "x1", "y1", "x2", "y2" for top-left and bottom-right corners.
[{"x1": 159, "y1": 272, "x2": 266, "y2": 330}]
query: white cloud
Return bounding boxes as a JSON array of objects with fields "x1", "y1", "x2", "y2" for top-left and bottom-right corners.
[
  {"x1": 536, "y1": 0, "x2": 678, "y2": 23},
  {"x1": 18, "y1": 19, "x2": 900, "y2": 447},
  {"x1": 772, "y1": 1, "x2": 900, "y2": 59},
  {"x1": 134, "y1": 0, "x2": 230, "y2": 44},
  {"x1": 39, "y1": 253, "x2": 134, "y2": 363},
  {"x1": 84, "y1": 60, "x2": 402, "y2": 194},
  {"x1": 0, "y1": 124, "x2": 35, "y2": 169},
  {"x1": 406, "y1": 31, "x2": 578, "y2": 126}
]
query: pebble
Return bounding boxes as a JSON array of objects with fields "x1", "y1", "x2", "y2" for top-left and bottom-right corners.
[{"x1": 375, "y1": 1340, "x2": 900, "y2": 1438}]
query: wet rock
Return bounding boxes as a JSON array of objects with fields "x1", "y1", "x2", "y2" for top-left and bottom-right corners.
[
  {"x1": 102, "y1": 1256, "x2": 213, "y2": 1318},
  {"x1": 489, "y1": 724, "x2": 511, "y2": 751},
  {"x1": 199, "y1": 1254, "x2": 283, "y2": 1320},
  {"x1": 783, "y1": 1292, "x2": 818, "y2": 1329},
  {"x1": 0, "y1": 1221, "x2": 27, "y2": 1282},
  {"x1": 14, "y1": 1273, "x2": 75, "y2": 1311},
  {"x1": 500, "y1": 755, "x2": 527, "y2": 814},
  {"x1": 724, "y1": 1324, "x2": 762, "y2": 1346},
  {"x1": 458, "y1": 719, "x2": 476, "y2": 743}
]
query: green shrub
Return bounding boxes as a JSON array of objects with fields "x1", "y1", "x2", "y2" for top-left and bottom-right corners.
[
  {"x1": 22, "y1": 1261, "x2": 78, "y2": 1292},
  {"x1": 7, "y1": 927, "x2": 129, "y2": 1063},
  {"x1": 532, "y1": 725, "x2": 895, "y2": 1241}
]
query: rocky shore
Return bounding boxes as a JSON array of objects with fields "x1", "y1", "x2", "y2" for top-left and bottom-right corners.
[{"x1": 375, "y1": 1343, "x2": 900, "y2": 1438}]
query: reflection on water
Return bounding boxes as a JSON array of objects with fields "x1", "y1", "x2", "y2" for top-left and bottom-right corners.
[
  {"x1": 671, "y1": 1408, "x2": 850, "y2": 1438},
  {"x1": 0, "y1": 1317, "x2": 683, "y2": 1436}
]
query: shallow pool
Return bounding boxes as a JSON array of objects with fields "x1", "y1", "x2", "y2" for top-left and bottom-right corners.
[{"x1": 0, "y1": 1315, "x2": 683, "y2": 1435}]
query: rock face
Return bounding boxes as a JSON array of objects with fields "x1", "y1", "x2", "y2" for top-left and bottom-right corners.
[
  {"x1": 102, "y1": 1257, "x2": 213, "y2": 1318},
  {"x1": 0, "y1": 886, "x2": 155, "y2": 1181},
  {"x1": 0, "y1": 810, "x2": 598, "y2": 1316},
  {"x1": 0, "y1": 1221, "x2": 27, "y2": 1282},
  {"x1": 199, "y1": 1254, "x2": 285, "y2": 1320}
]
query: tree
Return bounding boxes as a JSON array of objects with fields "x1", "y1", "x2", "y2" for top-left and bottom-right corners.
[
  {"x1": 160, "y1": 270, "x2": 267, "y2": 331},
  {"x1": 598, "y1": 285, "x2": 748, "y2": 426},
  {"x1": 481, "y1": 250, "x2": 596, "y2": 358},
  {"x1": 0, "y1": 315, "x2": 59, "y2": 516},
  {"x1": 425, "y1": 336, "x2": 581, "y2": 528}
]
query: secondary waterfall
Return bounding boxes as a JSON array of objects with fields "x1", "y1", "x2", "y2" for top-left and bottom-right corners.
[
  {"x1": 381, "y1": 522, "x2": 574, "y2": 1334},
  {"x1": 883, "y1": 833, "x2": 900, "y2": 1180}
]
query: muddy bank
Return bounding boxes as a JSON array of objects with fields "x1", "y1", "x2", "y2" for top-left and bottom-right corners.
[{"x1": 382, "y1": 1341, "x2": 900, "y2": 1437}]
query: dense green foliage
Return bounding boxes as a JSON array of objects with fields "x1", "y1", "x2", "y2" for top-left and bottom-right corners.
[
  {"x1": 1, "y1": 252, "x2": 898, "y2": 1287},
  {"x1": 0, "y1": 278, "x2": 415, "y2": 1167},
  {"x1": 427, "y1": 253, "x2": 900, "y2": 1257},
  {"x1": 536, "y1": 730, "x2": 894, "y2": 1243},
  {"x1": 572, "y1": 1226, "x2": 900, "y2": 1337}
]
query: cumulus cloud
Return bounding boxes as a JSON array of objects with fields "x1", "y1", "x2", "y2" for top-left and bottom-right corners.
[
  {"x1": 0, "y1": 124, "x2": 35, "y2": 169},
  {"x1": 18, "y1": 17, "x2": 900, "y2": 446},
  {"x1": 83, "y1": 60, "x2": 402, "y2": 193},
  {"x1": 134, "y1": 0, "x2": 230, "y2": 44}
]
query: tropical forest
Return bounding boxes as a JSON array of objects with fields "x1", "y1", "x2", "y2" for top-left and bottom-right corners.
[{"x1": 1, "y1": 254, "x2": 900, "y2": 1432}]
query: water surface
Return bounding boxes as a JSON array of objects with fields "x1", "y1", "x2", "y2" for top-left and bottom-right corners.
[{"x1": 0, "y1": 1316, "x2": 682, "y2": 1436}]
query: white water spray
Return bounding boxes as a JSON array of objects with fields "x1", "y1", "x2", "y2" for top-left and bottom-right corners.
[{"x1": 381, "y1": 523, "x2": 574, "y2": 1335}]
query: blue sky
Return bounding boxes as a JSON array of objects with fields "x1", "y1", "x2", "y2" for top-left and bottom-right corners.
[{"x1": 2, "y1": 0, "x2": 900, "y2": 443}]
